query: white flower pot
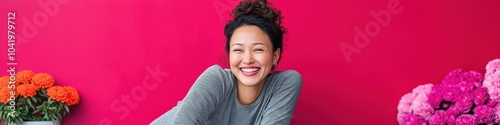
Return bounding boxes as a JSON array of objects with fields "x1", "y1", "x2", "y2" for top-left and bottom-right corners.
[{"x1": 9, "y1": 121, "x2": 60, "y2": 125}]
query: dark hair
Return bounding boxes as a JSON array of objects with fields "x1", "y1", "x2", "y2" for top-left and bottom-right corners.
[{"x1": 224, "y1": 0, "x2": 286, "y2": 66}]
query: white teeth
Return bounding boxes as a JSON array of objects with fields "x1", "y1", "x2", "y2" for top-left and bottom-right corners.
[{"x1": 241, "y1": 68, "x2": 259, "y2": 72}]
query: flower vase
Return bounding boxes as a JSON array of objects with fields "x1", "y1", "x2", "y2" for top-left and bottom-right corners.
[{"x1": 9, "y1": 121, "x2": 60, "y2": 125}]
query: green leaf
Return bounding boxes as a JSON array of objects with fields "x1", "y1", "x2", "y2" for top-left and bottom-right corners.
[
  {"x1": 31, "y1": 96, "x2": 38, "y2": 103},
  {"x1": 43, "y1": 114, "x2": 49, "y2": 120},
  {"x1": 56, "y1": 113, "x2": 62, "y2": 120},
  {"x1": 27, "y1": 98, "x2": 36, "y2": 109},
  {"x1": 23, "y1": 105, "x2": 30, "y2": 113},
  {"x1": 64, "y1": 105, "x2": 69, "y2": 113}
]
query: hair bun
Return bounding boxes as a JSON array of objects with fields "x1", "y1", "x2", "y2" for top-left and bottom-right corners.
[{"x1": 232, "y1": 0, "x2": 282, "y2": 24}]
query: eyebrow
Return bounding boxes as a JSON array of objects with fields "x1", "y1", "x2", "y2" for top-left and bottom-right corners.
[{"x1": 231, "y1": 43, "x2": 265, "y2": 46}]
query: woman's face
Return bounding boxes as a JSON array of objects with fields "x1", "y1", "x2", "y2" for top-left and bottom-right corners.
[{"x1": 229, "y1": 25, "x2": 280, "y2": 87}]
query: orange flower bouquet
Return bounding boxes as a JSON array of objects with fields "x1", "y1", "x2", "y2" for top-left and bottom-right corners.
[{"x1": 0, "y1": 70, "x2": 80, "y2": 125}]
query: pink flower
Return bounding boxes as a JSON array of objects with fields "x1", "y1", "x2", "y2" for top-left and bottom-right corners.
[
  {"x1": 398, "y1": 94, "x2": 415, "y2": 123},
  {"x1": 442, "y1": 86, "x2": 460, "y2": 102},
  {"x1": 472, "y1": 87, "x2": 488, "y2": 105},
  {"x1": 459, "y1": 70, "x2": 484, "y2": 87},
  {"x1": 486, "y1": 99, "x2": 497, "y2": 108},
  {"x1": 443, "y1": 112, "x2": 457, "y2": 125},
  {"x1": 485, "y1": 59, "x2": 500, "y2": 74},
  {"x1": 428, "y1": 85, "x2": 444, "y2": 109},
  {"x1": 483, "y1": 59, "x2": 500, "y2": 102},
  {"x1": 454, "y1": 94, "x2": 473, "y2": 113},
  {"x1": 446, "y1": 106, "x2": 460, "y2": 117},
  {"x1": 397, "y1": 84, "x2": 434, "y2": 122},
  {"x1": 486, "y1": 86, "x2": 500, "y2": 102},
  {"x1": 398, "y1": 93, "x2": 416, "y2": 115},
  {"x1": 473, "y1": 105, "x2": 495, "y2": 124},
  {"x1": 457, "y1": 81, "x2": 474, "y2": 94},
  {"x1": 495, "y1": 104, "x2": 500, "y2": 123},
  {"x1": 428, "y1": 110, "x2": 446, "y2": 125},
  {"x1": 401, "y1": 114, "x2": 426, "y2": 125},
  {"x1": 483, "y1": 72, "x2": 500, "y2": 87},
  {"x1": 455, "y1": 114, "x2": 476, "y2": 125},
  {"x1": 412, "y1": 84, "x2": 433, "y2": 95},
  {"x1": 442, "y1": 68, "x2": 464, "y2": 86},
  {"x1": 411, "y1": 93, "x2": 434, "y2": 120}
]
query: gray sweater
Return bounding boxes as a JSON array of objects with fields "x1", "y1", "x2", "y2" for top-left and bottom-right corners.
[{"x1": 150, "y1": 65, "x2": 302, "y2": 125}]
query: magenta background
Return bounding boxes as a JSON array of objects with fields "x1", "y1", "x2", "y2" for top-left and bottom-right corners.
[{"x1": 1, "y1": 0, "x2": 500, "y2": 124}]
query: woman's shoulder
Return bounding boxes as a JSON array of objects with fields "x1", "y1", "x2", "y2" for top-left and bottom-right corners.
[
  {"x1": 271, "y1": 70, "x2": 302, "y2": 80},
  {"x1": 191, "y1": 65, "x2": 235, "y2": 97},
  {"x1": 273, "y1": 70, "x2": 301, "y2": 77},
  {"x1": 198, "y1": 65, "x2": 234, "y2": 85},
  {"x1": 204, "y1": 65, "x2": 232, "y2": 77},
  {"x1": 268, "y1": 70, "x2": 303, "y2": 88}
]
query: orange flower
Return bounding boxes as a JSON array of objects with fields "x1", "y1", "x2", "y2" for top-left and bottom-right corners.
[
  {"x1": 46, "y1": 86, "x2": 80, "y2": 106},
  {"x1": 0, "y1": 76, "x2": 12, "y2": 88},
  {"x1": 31, "y1": 73, "x2": 54, "y2": 89},
  {"x1": 16, "y1": 70, "x2": 35, "y2": 85},
  {"x1": 17, "y1": 84, "x2": 39, "y2": 98},
  {"x1": 46, "y1": 86, "x2": 67, "y2": 103},
  {"x1": 63, "y1": 86, "x2": 80, "y2": 106},
  {"x1": 0, "y1": 87, "x2": 18, "y2": 104}
]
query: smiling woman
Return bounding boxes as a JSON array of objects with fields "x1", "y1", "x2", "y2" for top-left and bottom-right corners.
[{"x1": 150, "y1": 0, "x2": 302, "y2": 124}]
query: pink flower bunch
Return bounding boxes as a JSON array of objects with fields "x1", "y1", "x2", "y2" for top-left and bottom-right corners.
[
  {"x1": 483, "y1": 59, "x2": 500, "y2": 102},
  {"x1": 397, "y1": 59, "x2": 500, "y2": 125},
  {"x1": 397, "y1": 84, "x2": 434, "y2": 124},
  {"x1": 483, "y1": 59, "x2": 500, "y2": 123}
]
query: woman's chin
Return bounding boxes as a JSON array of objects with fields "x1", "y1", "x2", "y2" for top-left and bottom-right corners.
[{"x1": 237, "y1": 77, "x2": 262, "y2": 87}]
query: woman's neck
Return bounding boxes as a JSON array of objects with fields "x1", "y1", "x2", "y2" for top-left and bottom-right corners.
[{"x1": 237, "y1": 80, "x2": 265, "y2": 105}]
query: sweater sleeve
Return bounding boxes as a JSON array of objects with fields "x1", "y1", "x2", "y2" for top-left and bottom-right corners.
[
  {"x1": 171, "y1": 65, "x2": 231, "y2": 124},
  {"x1": 260, "y1": 70, "x2": 303, "y2": 125}
]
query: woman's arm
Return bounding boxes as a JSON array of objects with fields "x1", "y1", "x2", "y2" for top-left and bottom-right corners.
[
  {"x1": 171, "y1": 65, "x2": 231, "y2": 124},
  {"x1": 260, "y1": 70, "x2": 303, "y2": 124}
]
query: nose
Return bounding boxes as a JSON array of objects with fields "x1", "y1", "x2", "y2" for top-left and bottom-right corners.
[{"x1": 242, "y1": 51, "x2": 255, "y2": 65}]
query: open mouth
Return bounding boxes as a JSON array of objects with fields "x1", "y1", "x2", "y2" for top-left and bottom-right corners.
[{"x1": 240, "y1": 67, "x2": 260, "y2": 76}]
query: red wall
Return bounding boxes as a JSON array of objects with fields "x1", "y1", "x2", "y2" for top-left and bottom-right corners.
[{"x1": 1, "y1": 0, "x2": 499, "y2": 124}]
